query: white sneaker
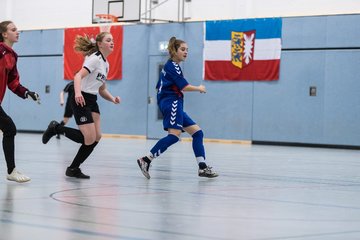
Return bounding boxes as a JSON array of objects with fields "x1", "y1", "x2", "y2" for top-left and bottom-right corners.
[{"x1": 7, "y1": 168, "x2": 31, "y2": 183}]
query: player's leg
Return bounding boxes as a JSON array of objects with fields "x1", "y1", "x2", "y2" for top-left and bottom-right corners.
[
  {"x1": 42, "y1": 120, "x2": 84, "y2": 144},
  {"x1": 65, "y1": 122, "x2": 96, "y2": 179},
  {"x1": 43, "y1": 95, "x2": 83, "y2": 144},
  {"x1": 57, "y1": 117, "x2": 68, "y2": 139},
  {"x1": 79, "y1": 112, "x2": 101, "y2": 165},
  {"x1": 137, "y1": 99, "x2": 182, "y2": 179},
  {"x1": 183, "y1": 116, "x2": 218, "y2": 178},
  {"x1": 68, "y1": 122, "x2": 96, "y2": 162},
  {"x1": 137, "y1": 128, "x2": 180, "y2": 179},
  {"x1": 61, "y1": 117, "x2": 69, "y2": 126},
  {"x1": 66, "y1": 98, "x2": 99, "y2": 179},
  {"x1": 66, "y1": 126, "x2": 96, "y2": 178},
  {"x1": 150, "y1": 128, "x2": 181, "y2": 158},
  {"x1": 0, "y1": 107, "x2": 30, "y2": 182}
]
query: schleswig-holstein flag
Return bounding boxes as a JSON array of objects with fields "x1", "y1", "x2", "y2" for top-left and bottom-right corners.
[{"x1": 203, "y1": 18, "x2": 282, "y2": 81}]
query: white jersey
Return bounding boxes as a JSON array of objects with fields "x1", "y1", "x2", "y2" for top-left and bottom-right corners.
[{"x1": 81, "y1": 51, "x2": 109, "y2": 95}]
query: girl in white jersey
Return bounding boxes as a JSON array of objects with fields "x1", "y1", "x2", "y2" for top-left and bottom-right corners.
[{"x1": 42, "y1": 32, "x2": 121, "y2": 179}]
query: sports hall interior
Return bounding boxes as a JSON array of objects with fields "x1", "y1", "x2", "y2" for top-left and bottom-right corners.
[{"x1": 1, "y1": 0, "x2": 360, "y2": 239}]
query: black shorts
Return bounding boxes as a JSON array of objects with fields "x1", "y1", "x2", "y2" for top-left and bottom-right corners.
[
  {"x1": 71, "y1": 91, "x2": 100, "y2": 125},
  {"x1": 64, "y1": 95, "x2": 74, "y2": 118}
]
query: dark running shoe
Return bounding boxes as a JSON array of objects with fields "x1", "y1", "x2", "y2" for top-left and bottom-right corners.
[
  {"x1": 42, "y1": 120, "x2": 59, "y2": 144},
  {"x1": 137, "y1": 156, "x2": 151, "y2": 179},
  {"x1": 65, "y1": 167, "x2": 90, "y2": 179},
  {"x1": 198, "y1": 166, "x2": 219, "y2": 178}
]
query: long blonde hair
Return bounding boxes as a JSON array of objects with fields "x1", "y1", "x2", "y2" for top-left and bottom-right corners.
[
  {"x1": 0, "y1": 21, "x2": 13, "y2": 42},
  {"x1": 167, "y1": 36, "x2": 186, "y2": 59},
  {"x1": 74, "y1": 32, "x2": 109, "y2": 56}
]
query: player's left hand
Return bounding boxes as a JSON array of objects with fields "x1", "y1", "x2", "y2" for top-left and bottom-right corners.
[
  {"x1": 113, "y1": 96, "x2": 121, "y2": 104},
  {"x1": 25, "y1": 91, "x2": 41, "y2": 103},
  {"x1": 199, "y1": 84, "x2": 206, "y2": 93}
]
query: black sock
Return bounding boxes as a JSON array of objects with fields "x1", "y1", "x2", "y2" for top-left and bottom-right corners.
[
  {"x1": 198, "y1": 162, "x2": 207, "y2": 170},
  {"x1": 3, "y1": 135, "x2": 15, "y2": 174},
  {"x1": 80, "y1": 141, "x2": 98, "y2": 164},
  {"x1": 56, "y1": 125, "x2": 84, "y2": 144},
  {"x1": 69, "y1": 141, "x2": 98, "y2": 168}
]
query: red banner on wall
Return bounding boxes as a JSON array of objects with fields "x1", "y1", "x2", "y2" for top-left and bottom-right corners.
[{"x1": 64, "y1": 25, "x2": 123, "y2": 80}]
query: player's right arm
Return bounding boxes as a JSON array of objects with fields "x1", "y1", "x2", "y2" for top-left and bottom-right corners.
[{"x1": 73, "y1": 67, "x2": 89, "y2": 107}]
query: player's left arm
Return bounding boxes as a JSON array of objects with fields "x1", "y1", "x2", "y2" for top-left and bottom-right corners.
[
  {"x1": 8, "y1": 65, "x2": 41, "y2": 102},
  {"x1": 7, "y1": 65, "x2": 28, "y2": 98},
  {"x1": 99, "y1": 83, "x2": 120, "y2": 104},
  {"x1": 183, "y1": 84, "x2": 206, "y2": 93},
  {"x1": 168, "y1": 65, "x2": 205, "y2": 93}
]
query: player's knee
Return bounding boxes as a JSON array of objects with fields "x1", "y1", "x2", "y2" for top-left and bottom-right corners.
[
  {"x1": 192, "y1": 130, "x2": 204, "y2": 139},
  {"x1": 96, "y1": 133, "x2": 102, "y2": 142},
  {"x1": 2, "y1": 123, "x2": 16, "y2": 137},
  {"x1": 84, "y1": 135, "x2": 96, "y2": 145},
  {"x1": 168, "y1": 134, "x2": 180, "y2": 144}
]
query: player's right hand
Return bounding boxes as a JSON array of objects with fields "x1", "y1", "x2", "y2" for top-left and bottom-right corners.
[{"x1": 75, "y1": 94, "x2": 85, "y2": 107}]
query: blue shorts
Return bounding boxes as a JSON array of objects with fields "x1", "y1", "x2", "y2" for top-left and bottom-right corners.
[{"x1": 158, "y1": 98, "x2": 196, "y2": 131}]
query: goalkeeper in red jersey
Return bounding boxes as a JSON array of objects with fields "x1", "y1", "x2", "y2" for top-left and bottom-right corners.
[{"x1": 0, "y1": 21, "x2": 40, "y2": 183}]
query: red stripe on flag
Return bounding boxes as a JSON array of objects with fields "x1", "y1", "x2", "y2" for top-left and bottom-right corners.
[
  {"x1": 204, "y1": 60, "x2": 280, "y2": 81},
  {"x1": 106, "y1": 26, "x2": 123, "y2": 80}
]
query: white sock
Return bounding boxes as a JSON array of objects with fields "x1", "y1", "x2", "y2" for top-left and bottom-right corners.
[
  {"x1": 147, "y1": 153, "x2": 154, "y2": 161},
  {"x1": 196, "y1": 156, "x2": 205, "y2": 165}
]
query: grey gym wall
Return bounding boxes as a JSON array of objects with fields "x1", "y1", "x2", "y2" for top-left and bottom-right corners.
[
  {"x1": 252, "y1": 15, "x2": 360, "y2": 146},
  {"x1": 7, "y1": 14, "x2": 360, "y2": 147}
]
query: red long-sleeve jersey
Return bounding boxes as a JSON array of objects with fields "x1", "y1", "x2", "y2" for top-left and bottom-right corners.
[{"x1": 0, "y1": 42, "x2": 28, "y2": 104}]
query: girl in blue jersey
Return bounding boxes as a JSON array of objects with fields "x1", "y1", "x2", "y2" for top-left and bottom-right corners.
[
  {"x1": 42, "y1": 32, "x2": 121, "y2": 179},
  {"x1": 137, "y1": 36, "x2": 218, "y2": 179}
]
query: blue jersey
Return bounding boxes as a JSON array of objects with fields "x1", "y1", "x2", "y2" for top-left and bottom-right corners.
[{"x1": 156, "y1": 59, "x2": 189, "y2": 101}]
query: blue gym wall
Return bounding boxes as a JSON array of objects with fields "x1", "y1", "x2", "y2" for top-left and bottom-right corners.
[{"x1": 5, "y1": 14, "x2": 360, "y2": 147}]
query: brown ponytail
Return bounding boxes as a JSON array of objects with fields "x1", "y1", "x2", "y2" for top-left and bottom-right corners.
[
  {"x1": 0, "y1": 21, "x2": 13, "y2": 42},
  {"x1": 167, "y1": 36, "x2": 185, "y2": 58}
]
